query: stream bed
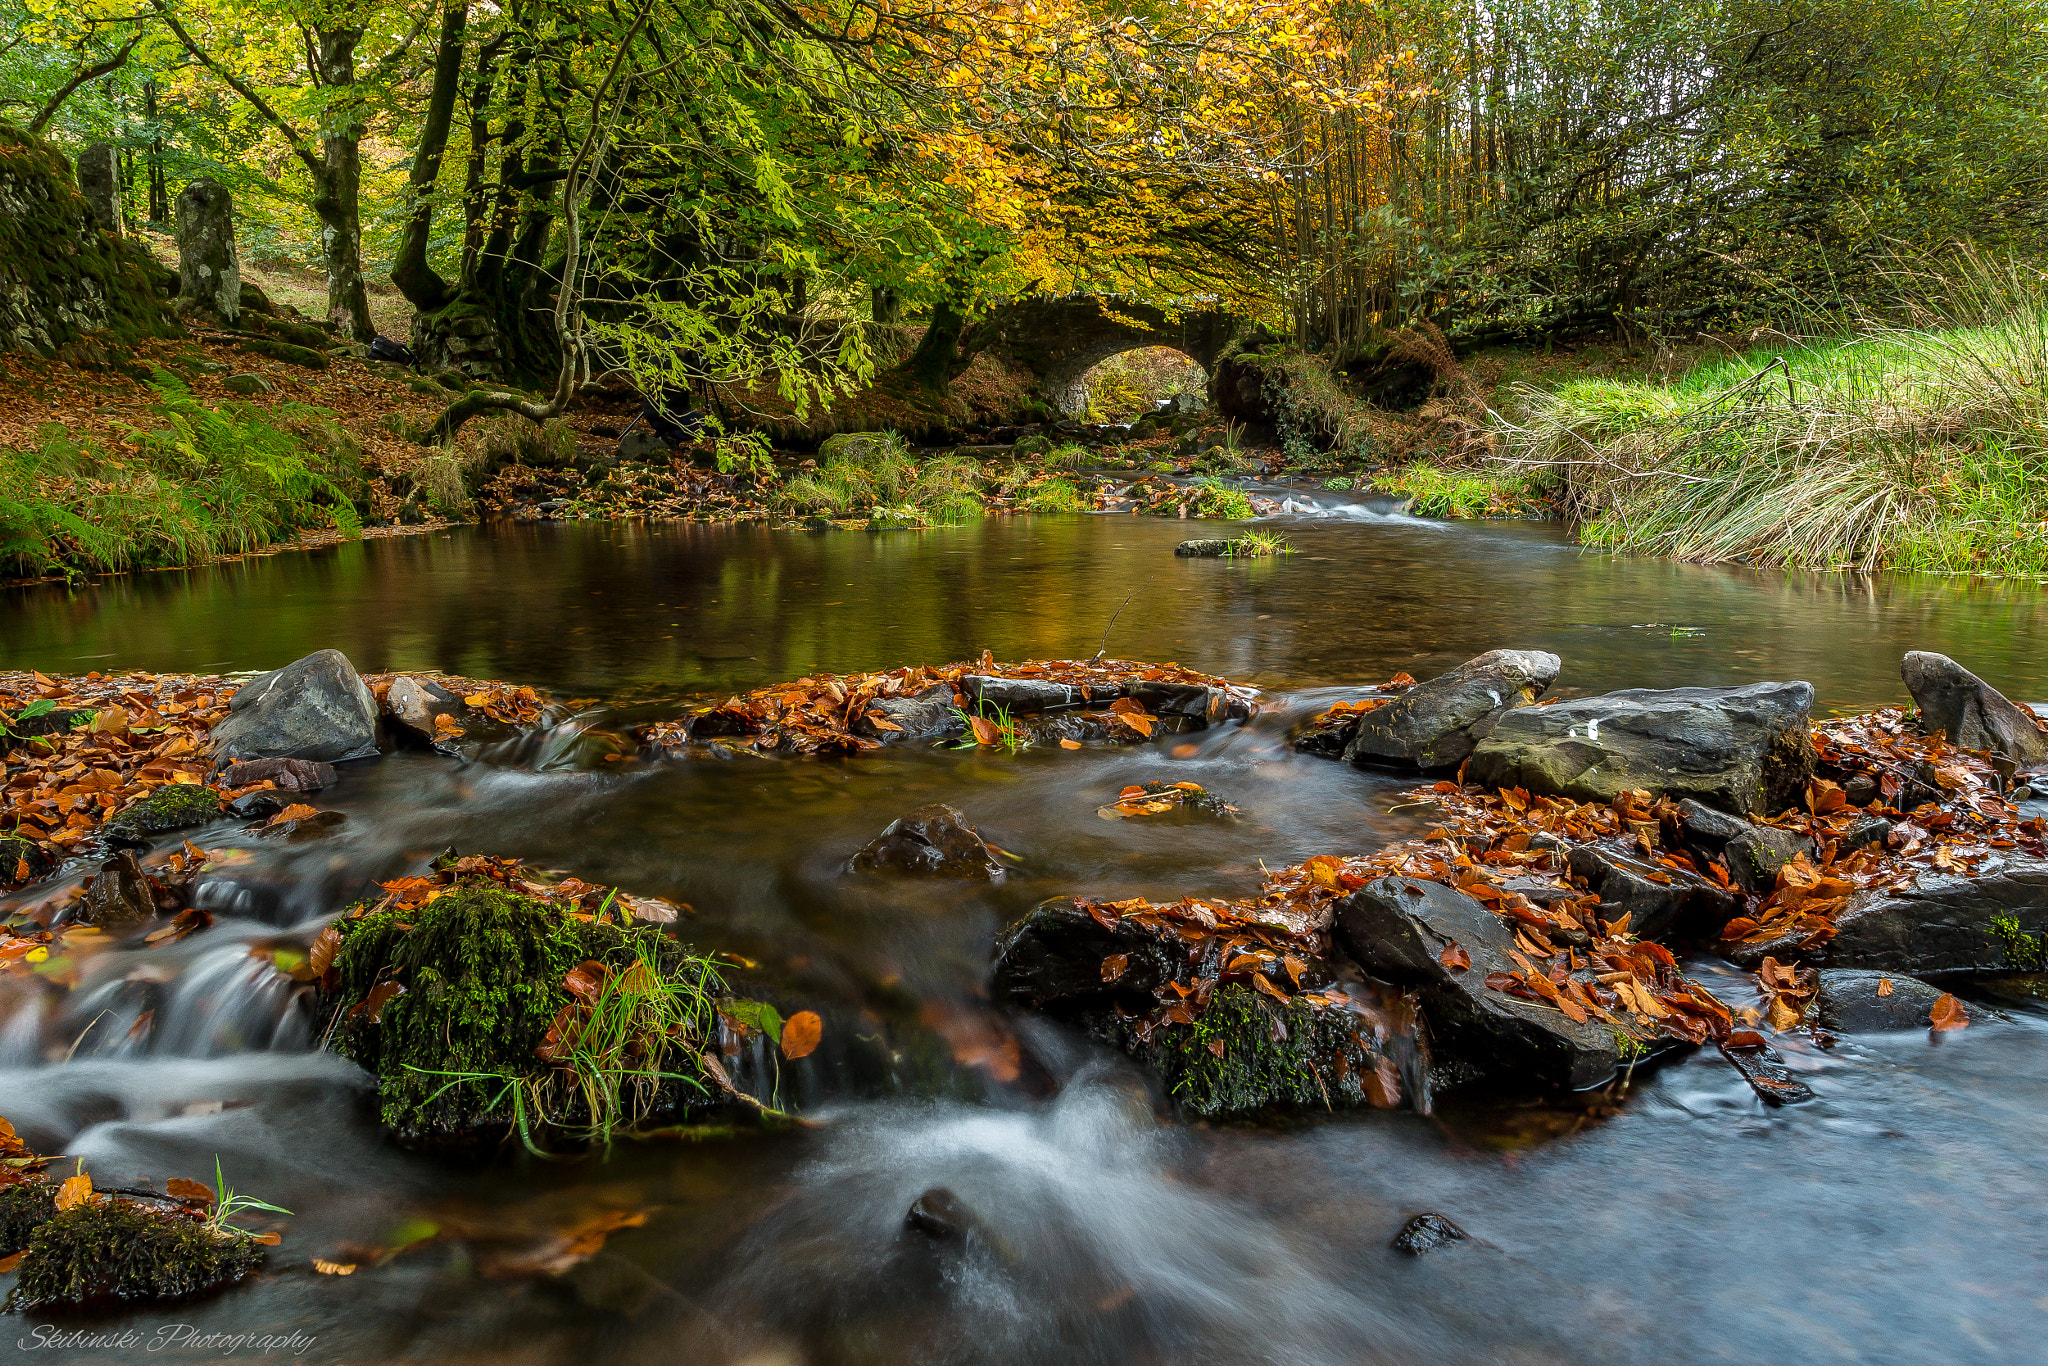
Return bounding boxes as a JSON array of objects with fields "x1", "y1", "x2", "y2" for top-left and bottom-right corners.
[{"x1": 4, "y1": 500, "x2": 2046, "y2": 1364}]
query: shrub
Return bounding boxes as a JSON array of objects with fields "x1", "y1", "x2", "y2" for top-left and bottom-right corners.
[{"x1": 776, "y1": 430, "x2": 983, "y2": 524}]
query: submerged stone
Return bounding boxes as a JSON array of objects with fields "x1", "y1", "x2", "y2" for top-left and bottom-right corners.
[
  {"x1": 3, "y1": 1201, "x2": 263, "y2": 1310},
  {"x1": 219, "y1": 757, "x2": 336, "y2": 793},
  {"x1": 76, "y1": 849, "x2": 158, "y2": 927},
  {"x1": 1467, "y1": 681, "x2": 1816, "y2": 815},
  {"x1": 1104, "y1": 983, "x2": 1388, "y2": 1118},
  {"x1": 1391, "y1": 1212, "x2": 1469, "y2": 1256},
  {"x1": 850, "y1": 804, "x2": 1004, "y2": 878},
  {"x1": 1814, "y1": 969, "x2": 1950, "y2": 1032}
]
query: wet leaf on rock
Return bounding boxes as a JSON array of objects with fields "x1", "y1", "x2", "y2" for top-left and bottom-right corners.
[
  {"x1": 54, "y1": 1173, "x2": 93, "y2": 1211},
  {"x1": 1438, "y1": 943, "x2": 1471, "y2": 971},
  {"x1": 1929, "y1": 994, "x2": 1969, "y2": 1031},
  {"x1": 165, "y1": 1177, "x2": 215, "y2": 1206},
  {"x1": 1100, "y1": 953, "x2": 1130, "y2": 983},
  {"x1": 780, "y1": 1010, "x2": 823, "y2": 1059}
]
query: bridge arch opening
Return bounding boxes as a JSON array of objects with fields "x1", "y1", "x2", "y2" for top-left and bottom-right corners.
[{"x1": 1068, "y1": 346, "x2": 1206, "y2": 422}]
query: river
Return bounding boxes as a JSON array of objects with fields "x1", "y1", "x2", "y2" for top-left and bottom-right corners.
[{"x1": 3, "y1": 493, "x2": 2045, "y2": 1364}]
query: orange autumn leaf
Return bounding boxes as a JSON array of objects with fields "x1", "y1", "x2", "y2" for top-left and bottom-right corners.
[
  {"x1": 1059, "y1": 738, "x2": 1082, "y2": 749},
  {"x1": 1929, "y1": 993, "x2": 1968, "y2": 1031},
  {"x1": 968, "y1": 715, "x2": 1000, "y2": 745},
  {"x1": 166, "y1": 1177, "x2": 215, "y2": 1206},
  {"x1": 780, "y1": 1010, "x2": 823, "y2": 1059},
  {"x1": 55, "y1": 1172, "x2": 94, "y2": 1211},
  {"x1": 1100, "y1": 953, "x2": 1130, "y2": 983},
  {"x1": 267, "y1": 804, "x2": 318, "y2": 826},
  {"x1": 1438, "y1": 942, "x2": 1471, "y2": 971}
]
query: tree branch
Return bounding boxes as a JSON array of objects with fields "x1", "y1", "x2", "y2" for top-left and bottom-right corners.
[
  {"x1": 150, "y1": 0, "x2": 319, "y2": 176},
  {"x1": 28, "y1": 29, "x2": 144, "y2": 135}
]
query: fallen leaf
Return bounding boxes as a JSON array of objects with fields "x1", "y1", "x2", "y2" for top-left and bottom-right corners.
[
  {"x1": 166, "y1": 1177, "x2": 215, "y2": 1206},
  {"x1": 1059, "y1": 738, "x2": 1082, "y2": 749},
  {"x1": 563, "y1": 960, "x2": 610, "y2": 1003},
  {"x1": 250, "y1": 1230, "x2": 283, "y2": 1246},
  {"x1": 969, "y1": 715, "x2": 1000, "y2": 745},
  {"x1": 308, "y1": 925, "x2": 342, "y2": 977},
  {"x1": 1438, "y1": 943, "x2": 1471, "y2": 971},
  {"x1": 1100, "y1": 953, "x2": 1129, "y2": 983},
  {"x1": 55, "y1": 1172, "x2": 93, "y2": 1211},
  {"x1": 1876, "y1": 977, "x2": 1893, "y2": 997},
  {"x1": 313, "y1": 1259, "x2": 356, "y2": 1275},
  {"x1": 1929, "y1": 993, "x2": 1968, "y2": 1031},
  {"x1": 780, "y1": 1010, "x2": 823, "y2": 1059},
  {"x1": 0, "y1": 1251, "x2": 24, "y2": 1274},
  {"x1": 267, "y1": 803, "x2": 318, "y2": 826}
]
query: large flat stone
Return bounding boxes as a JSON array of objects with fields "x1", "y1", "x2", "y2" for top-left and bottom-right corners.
[
  {"x1": 1343, "y1": 649, "x2": 1560, "y2": 771},
  {"x1": 1467, "y1": 681, "x2": 1815, "y2": 815}
]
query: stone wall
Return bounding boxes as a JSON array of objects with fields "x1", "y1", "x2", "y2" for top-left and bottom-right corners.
[{"x1": 0, "y1": 123, "x2": 180, "y2": 358}]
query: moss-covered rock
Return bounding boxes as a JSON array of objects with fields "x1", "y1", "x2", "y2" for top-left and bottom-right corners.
[
  {"x1": 0, "y1": 1179, "x2": 57, "y2": 1252},
  {"x1": 1, "y1": 833, "x2": 55, "y2": 887},
  {"x1": 1103, "y1": 985, "x2": 1386, "y2": 1117},
  {"x1": 4, "y1": 1202, "x2": 263, "y2": 1310},
  {"x1": 0, "y1": 123, "x2": 182, "y2": 357},
  {"x1": 246, "y1": 313, "x2": 332, "y2": 352},
  {"x1": 104, "y1": 784, "x2": 224, "y2": 841},
  {"x1": 232, "y1": 335, "x2": 330, "y2": 370},
  {"x1": 329, "y1": 883, "x2": 722, "y2": 1147}
]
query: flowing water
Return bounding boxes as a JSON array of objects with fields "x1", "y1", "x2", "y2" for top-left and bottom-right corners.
[{"x1": 4, "y1": 492, "x2": 2047, "y2": 1364}]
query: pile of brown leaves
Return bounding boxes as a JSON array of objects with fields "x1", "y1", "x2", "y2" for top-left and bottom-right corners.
[
  {"x1": 642, "y1": 654, "x2": 1247, "y2": 757},
  {"x1": 2, "y1": 670, "x2": 227, "y2": 863},
  {"x1": 362, "y1": 673, "x2": 551, "y2": 733}
]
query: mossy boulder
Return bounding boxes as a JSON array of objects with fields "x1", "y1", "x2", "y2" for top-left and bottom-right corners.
[
  {"x1": 0, "y1": 1178, "x2": 57, "y2": 1252},
  {"x1": 3, "y1": 1201, "x2": 263, "y2": 1310},
  {"x1": 104, "y1": 784, "x2": 224, "y2": 842},
  {"x1": 232, "y1": 335, "x2": 329, "y2": 370},
  {"x1": 1105, "y1": 984, "x2": 1387, "y2": 1117},
  {"x1": 328, "y1": 883, "x2": 723, "y2": 1147},
  {"x1": 246, "y1": 312, "x2": 332, "y2": 352},
  {"x1": 0, "y1": 123, "x2": 183, "y2": 357}
]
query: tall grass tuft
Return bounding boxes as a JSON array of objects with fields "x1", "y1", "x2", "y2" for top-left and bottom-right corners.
[
  {"x1": 1499, "y1": 251, "x2": 2048, "y2": 574},
  {"x1": 0, "y1": 373, "x2": 363, "y2": 580}
]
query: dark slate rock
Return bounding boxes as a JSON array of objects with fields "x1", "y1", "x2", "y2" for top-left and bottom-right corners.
[
  {"x1": 1724, "y1": 825, "x2": 1813, "y2": 896},
  {"x1": 1343, "y1": 649, "x2": 1561, "y2": 771},
  {"x1": 1467, "y1": 681, "x2": 1815, "y2": 815},
  {"x1": 1901, "y1": 650, "x2": 2048, "y2": 765},
  {"x1": 1717, "y1": 1036, "x2": 1815, "y2": 1105},
  {"x1": 382, "y1": 675, "x2": 471, "y2": 748},
  {"x1": 219, "y1": 757, "x2": 336, "y2": 793},
  {"x1": 851, "y1": 683, "x2": 964, "y2": 743},
  {"x1": 1834, "y1": 814, "x2": 1894, "y2": 852},
  {"x1": 213, "y1": 650, "x2": 380, "y2": 764},
  {"x1": 1333, "y1": 877, "x2": 1623, "y2": 1090},
  {"x1": 849, "y1": 804, "x2": 1004, "y2": 878},
  {"x1": 1814, "y1": 969, "x2": 1950, "y2": 1032},
  {"x1": 1783, "y1": 866, "x2": 2048, "y2": 977},
  {"x1": 991, "y1": 898, "x2": 1202, "y2": 1010},
  {"x1": 1125, "y1": 680, "x2": 1249, "y2": 724},
  {"x1": 103, "y1": 784, "x2": 224, "y2": 845},
  {"x1": 1391, "y1": 1213, "x2": 1469, "y2": 1256},
  {"x1": 2, "y1": 707, "x2": 92, "y2": 752},
  {"x1": 225, "y1": 791, "x2": 291, "y2": 821},
  {"x1": 1565, "y1": 844, "x2": 1740, "y2": 941},
  {"x1": 960, "y1": 675, "x2": 1112, "y2": 713},
  {"x1": 1, "y1": 834, "x2": 55, "y2": 888}
]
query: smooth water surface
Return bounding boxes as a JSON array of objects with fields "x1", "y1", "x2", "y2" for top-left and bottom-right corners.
[{"x1": 3, "y1": 500, "x2": 2045, "y2": 1365}]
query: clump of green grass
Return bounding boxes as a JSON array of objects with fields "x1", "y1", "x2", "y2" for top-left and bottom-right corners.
[
  {"x1": 1374, "y1": 462, "x2": 1555, "y2": 519},
  {"x1": 1018, "y1": 476, "x2": 1088, "y2": 512},
  {"x1": 1187, "y1": 476, "x2": 1256, "y2": 520},
  {"x1": 1500, "y1": 251, "x2": 2048, "y2": 573},
  {"x1": 1224, "y1": 530, "x2": 1293, "y2": 557},
  {"x1": 775, "y1": 430, "x2": 983, "y2": 524},
  {"x1": 1043, "y1": 442, "x2": 1093, "y2": 471},
  {"x1": 0, "y1": 373, "x2": 362, "y2": 580}
]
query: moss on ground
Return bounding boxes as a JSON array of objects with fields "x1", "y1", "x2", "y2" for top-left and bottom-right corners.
[
  {"x1": 330, "y1": 882, "x2": 722, "y2": 1146},
  {"x1": 3, "y1": 1202, "x2": 263, "y2": 1310},
  {"x1": 1108, "y1": 984, "x2": 1382, "y2": 1118},
  {"x1": 106, "y1": 784, "x2": 224, "y2": 838}
]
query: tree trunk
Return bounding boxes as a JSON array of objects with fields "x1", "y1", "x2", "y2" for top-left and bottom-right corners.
[
  {"x1": 313, "y1": 27, "x2": 374, "y2": 342},
  {"x1": 390, "y1": 5, "x2": 470, "y2": 313}
]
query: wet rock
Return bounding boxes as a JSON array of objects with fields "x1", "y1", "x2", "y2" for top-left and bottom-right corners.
[
  {"x1": 1564, "y1": 844, "x2": 1739, "y2": 941},
  {"x1": 3, "y1": 706, "x2": 92, "y2": 752},
  {"x1": 173, "y1": 178, "x2": 240, "y2": 325},
  {"x1": 1125, "y1": 680, "x2": 1250, "y2": 724},
  {"x1": 905, "y1": 1188, "x2": 977, "y2": 1240},
  {"x1": 1333, "y1": 877, "x2": 1625, "y2": 1090},
  {"x1": 1291, "y1": 705, "x2": 1365, "y2": 758},
  {"x1": 220, "y1": 372, "x2": 271, "y2": 395},
  {"x1": 225, "y1": 790, "x2": 290, "y2": 821},
  {"x1": 212, "y1": 649, "x2": 380, "y2": 764},
  {"x1": 1, "y1": 833, "x2": 55, "y2": 888},
  {"x1": 1467, "y1": 681, "x2": 1816, "y2": 815},
  {"x1": 383, "y1": 675, "x2": 482, "y2": 750},
  {"x1": 1900, "y1": 651, "x2": 2048, "y2": 764},
  {"x1": 992, "y1": 899, "x2": 1207, "y2": 1009},
  {"x1": 77, "y1": 850, "x2": 158, "y2": 927},
  {"x1": 849, "y1": 804, "x2": 1004, "y2": 878},
  {"x1": 1717, "y1": 1035, "x2": 1815, "y2": 1105},
  {"x1": 2, "y1": 1199, "x2": 265, "y2": 1310},
  {"x1": 219, "y1": 757, "x2": 336, "y2": 793},
  {"x1": 1724, "y1": 825, "x2": 1812, "y2": 895},
  {"x1": 1835, "y1": 813, "x2": 1893, "y2": 852},
  {"x1": 1814, "y1": 969, "x2": 1951, "y2": 1032},
  {"x1": 1175, "y1": 538, "x2": 1234, "y2": 557},
  {"x1": 1343, "y1": 649, "x2": 1560, "y2": 771},
  {"x1": 254, "y1": 809, "x2": 348, "y2": 841},
  {"x1": 1096, "y1": 781, "x2": 1238, "y2": 820},
  {"x1": 103, "y1": 783, "x2": 224, "y2": 845},
  {"x1": 851, "y1": 683, "x2": 964, "y2": 743},
  {"x1": 1779, "y1": 866, "x2": 2048, "y2": 976},
  {"x1": 1391, "y1": 1213, "x2": 1469, "y2": 1256},
  {"x1": 959, "y1": 675, "x2": 1106, "y2": 713}
]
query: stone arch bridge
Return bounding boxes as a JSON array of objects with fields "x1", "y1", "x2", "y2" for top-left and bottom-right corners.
[{"x1": 981, "y1": 295, "x2": 1248, "y2": 415}]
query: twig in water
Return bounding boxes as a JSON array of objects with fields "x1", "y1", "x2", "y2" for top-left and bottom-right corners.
[{"x1": 1090, "y1": 593, "x2": 1134, "y2": 665}]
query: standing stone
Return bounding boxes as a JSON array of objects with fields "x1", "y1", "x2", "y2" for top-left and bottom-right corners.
[
  {"x1": 175, "y1": 179, "x2": 239, "y2": 325},
  {"x1": 75, "y1": 144, "x2": 121, "y2": 236},
  {"x1": 1900, "y1": 651, "x2": 2048, "y2": 765}
]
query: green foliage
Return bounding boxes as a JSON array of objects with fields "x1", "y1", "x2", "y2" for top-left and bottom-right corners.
[
  {"x1": 1018, "y1": 476, "x2": 1088, "y2": 513},
  {"x1": 777, "y1": 430, "x2": 983, "y2": 524},
  {"x1": 0, "y1": 375, "x2": 361, "y2": 580},
  {"x1": 1504, "y1": 254, "x2": 2048, "y2": 571},
  {"x1": 1991, "y1": 915, "x2": 2046, "y2": 971},
  {"x1": 1187, "y1": 476, "x2": 1256, "y2": 520},
  {"x1": 3, "y1": 1200, "x2": 264, "y2": 1311},
  {"x1": 1116, "y1": 985, "x2": 1377, "y2": 1118},
  {"x1": 1373, "y1": 462, "x2": 1556, "y2": 519},
  {"x1": 1224, "y1": 530, "x2": 1293, "y2": 558}
]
